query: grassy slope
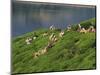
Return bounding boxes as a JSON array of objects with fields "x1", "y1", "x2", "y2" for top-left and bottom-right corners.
[{"x1": 12, "y1": 18, "x2": 96, "y2": 74}]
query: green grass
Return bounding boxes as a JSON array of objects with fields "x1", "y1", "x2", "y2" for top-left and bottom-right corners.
[
  {"x1": 72, "y1": 18, "x2": 96, "y2": 30},
  {"x1": 12, "y1": 18, "x2": 96, "y2": 74}
]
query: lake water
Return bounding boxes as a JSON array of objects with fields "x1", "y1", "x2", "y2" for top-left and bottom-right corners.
[{"x1": 12, "y1": 2, "x2": 96, "y2": 37}]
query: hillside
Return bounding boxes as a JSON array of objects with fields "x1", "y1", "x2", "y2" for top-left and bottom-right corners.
[{"x1": 12, "y1": 18, "x2": 96, "y2": 74}]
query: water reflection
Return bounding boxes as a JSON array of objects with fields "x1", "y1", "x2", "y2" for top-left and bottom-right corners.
[{"x1": 12, "y1": 2, "x2": 96, "y2": 37}]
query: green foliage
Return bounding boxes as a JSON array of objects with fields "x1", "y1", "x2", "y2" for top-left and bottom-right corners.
[
  {"x1": 72, "y1": 18, "x2": 96, "y2": 30},
  {"x1": 12, "y1": 18, "x2": 96, "y2": 74}
]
